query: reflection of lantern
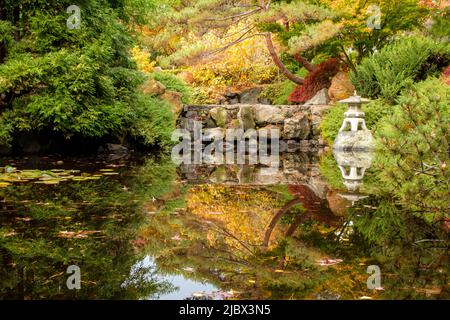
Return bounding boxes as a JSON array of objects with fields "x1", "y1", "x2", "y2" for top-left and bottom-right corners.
[
  {"x1": 333, "y1": 150, "x2": 374, "y2": 204},
  {"x1": 333, "y1": 93, "x2": 374, "y2": 151}
]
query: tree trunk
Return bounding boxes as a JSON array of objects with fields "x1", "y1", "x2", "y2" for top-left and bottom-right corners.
[
  {"x1": 293, "y1": 53, "x2": 315, "y2": 72},
  {"x1": 259, "y1": 0, "x2": 306, "y2": 85},
  {"x1": 264, "y1": 33, "x2": 304, "y2": 85}
]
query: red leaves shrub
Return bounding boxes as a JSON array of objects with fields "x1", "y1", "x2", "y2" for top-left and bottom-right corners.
[
  {"x1": 442, "y1": 66, "x2": 450, "y2": 85},
  {"x1": 288, "y1": 58, "x2": 340, "y2": 104}
]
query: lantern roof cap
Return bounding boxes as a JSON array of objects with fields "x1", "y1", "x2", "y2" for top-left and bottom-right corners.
[{"x1": 339, "y1": 92, "x2": 371, "y2": 105}]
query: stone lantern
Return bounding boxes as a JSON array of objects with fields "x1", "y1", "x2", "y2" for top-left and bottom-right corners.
[
  {"x1": 333, "y1": 93, "x2": 374, "y2": 151},
  {"x1": 333, "y1": 149, "x2": 374, "y2": 205}
]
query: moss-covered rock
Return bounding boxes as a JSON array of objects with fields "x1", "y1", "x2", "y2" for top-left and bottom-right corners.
[
  {"x1": 210, "y1": 107, "x2": 228, "y2": 127},
  {"x1": 238, "y1": 105, "x2": 256, "y2": 130}
]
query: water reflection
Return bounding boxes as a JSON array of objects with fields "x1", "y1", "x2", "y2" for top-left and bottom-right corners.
[
  {"x1": 333, "y1": 150, "x2": 374, "y2": 204},
  {"x1": 0, "y1": 152, "x2": 447, "y2": 300}
]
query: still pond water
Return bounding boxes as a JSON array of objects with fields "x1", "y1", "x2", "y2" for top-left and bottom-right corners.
[{"x1": 0, "y1": 151, "x2": 448, "y2": 299}]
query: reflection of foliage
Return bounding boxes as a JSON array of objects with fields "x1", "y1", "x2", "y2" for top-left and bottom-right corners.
[
  {"x1": 319, "y1": 152, "x2": 346, "y2": 190},
  {"x1": 0, "y1": 156, "x2": 176, "y2": 299},
  {"x1": 187, "y1": 185, "x2": 289, "y2": 251},
  {"x1": 351, "y1": 196, "x2": 449, "y2": 299},
  {"x1": 138, "y1": 184, "x2": 385, "y2": 299}
]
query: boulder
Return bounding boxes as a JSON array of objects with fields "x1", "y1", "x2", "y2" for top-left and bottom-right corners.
[
  {"x1": 279, "y1": 140, "x2": 288, "y2": 153},
  {"x1": 304, "y1": 88, "x2": 330, "y2": 105},
  {"x1": 328, "y1": 71, "x2": 355, "y2": 101},
  {"x1": 202, "y1": 128, "x2": 224, "y2": 141},
  {"x1": 239, "y1": 87, "x2": 262, "y2": 104},
  {"x1": 257, "y1": 124, "x2": 281, "y2": 138},
  {"x1": 161, "y1": 90, "x2": 183, "y2": 116},
  {"x1": 238, "y1": 105, "x2": 255, "y2": 130},
  {"x1": 106, "y1": 143, "x2": 128, "y2": 153},
  {"x1": 222, "y1": 92, "x2": 240, "y2": 105},
  {"x1": 209, "y1": 106, "x2": 228, "y2": 127},
  {"x1": 282, "y1": 113, "x2": 310, "y2": 140},
  {"x1": 253, "y1": 105, "x2": 284, "y2": 125},
  {"x1": 142, "y1": 79, "x2": 166, "y2": 96}
]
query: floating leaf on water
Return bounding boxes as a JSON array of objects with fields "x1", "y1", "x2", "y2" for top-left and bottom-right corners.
[
  {"x1": 316, "y1": 258, "x2": 343, "y2": 266},
  {"x1": 0, "y1": 182, "x2": 11, "y2": 188},
  {"x1": 58, "y1": 230, "x2": 101, "y2": 239},
  {"x1": 71, "y1": 177, "x2": 90, "y2": 181},
  {"x1": 15, "y1": 217, "x2": 32, "y2": 222},
  {"x1": 35, "y1": 180, "x2": 60, "y2": 185}
]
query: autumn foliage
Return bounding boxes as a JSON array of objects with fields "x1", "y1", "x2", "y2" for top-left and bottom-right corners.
[{"x1": 288, "y1": 58, "x2": 340, "y2": 104}]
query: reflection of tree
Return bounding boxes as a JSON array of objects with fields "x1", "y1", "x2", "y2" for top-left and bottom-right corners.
[
  {"x1": 263, "y1": 198, "x2": 302, "y2": 249},
  {"x1": 351, "y1": 195, "x2": 449, "y2": 299},
  {"x1": 0, "y1": 157, "x2": 176, "y2": 299},
  {"x1": 263, "y1": 185, "x2": 344, "y2": 248},
  {"x1": 139, "y1": 184, "x2": 379, "y2": 299}
]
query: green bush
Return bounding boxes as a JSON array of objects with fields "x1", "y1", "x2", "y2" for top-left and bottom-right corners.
[
  {"x1": 319, "y1": 104, "x2": 346, "y2": 145},
  {"x1": 375, "y1": 78, "x2": 449, "y2": 217},
  {"x1": 153, "y1": 72, "x2": 192, "y2": 104},
  {"x1": 350, "y1": 36, "x2": 450, "y2": 103},
  {"x1": 0, "y1": 0, "x2": 175, "y2": 151},
  {"x1": 261, "y1": 80, "x2": 296, "y2": 105},
  {"x1": 129, "y1": 95, "x2": 174, "y2": 150}
]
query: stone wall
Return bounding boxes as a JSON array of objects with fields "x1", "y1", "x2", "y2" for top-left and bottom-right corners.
[
  {"x1": 178, "y1": 152, "x2": 328, "y2": 189},
  {"x1": 177, "y1": 104, "x2": 332, "y2": 152}
]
